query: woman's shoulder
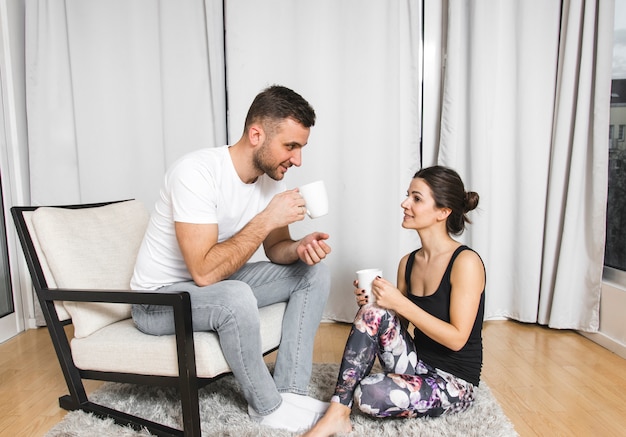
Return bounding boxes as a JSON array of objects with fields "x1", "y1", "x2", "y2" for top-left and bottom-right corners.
[
  {"x1": 451, "y1": 246, "x2": 486, "y2": 286},
  {"x1": 455, "y1": 246, "x2": 483, "y2": 265},
  {"x1": 452, "y1": 246, "x2": 484, "y2": 268},
  {"x1": 397, "y1": 252, "x2": 411, "y2": 273}
]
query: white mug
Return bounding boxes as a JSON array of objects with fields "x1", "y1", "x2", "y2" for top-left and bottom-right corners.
[
  {"x1": 299, "y1": 180, "x2": 329, "y2": 219},
  {"x1": 356, "y1": 268, "x2": 382, "y2": 304}
]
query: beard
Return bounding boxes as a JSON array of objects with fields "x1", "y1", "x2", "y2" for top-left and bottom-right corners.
[{"x1": 252, "y1": 139, "x2": 289, "y2": 181}]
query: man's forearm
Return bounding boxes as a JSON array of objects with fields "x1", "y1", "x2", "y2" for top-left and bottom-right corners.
[
  {"x1": 264, "y1": 238, "x2": 300, "y2": 265},
  {"x1": 194, "y1": 217, "x2": 271, "y2": 285}
]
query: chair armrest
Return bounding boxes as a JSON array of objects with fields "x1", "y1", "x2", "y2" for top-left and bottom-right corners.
[
  {"x1": 39, "y1": 287, "x2": 198, "y2": 399},
  {"x1": 38, "y1": 287, "x2": 194, "y2": 361},
  {"x1": 37, "y1": 287, "x2": 191, "y2": 308}
]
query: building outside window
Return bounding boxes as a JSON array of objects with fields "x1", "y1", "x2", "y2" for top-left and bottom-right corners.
[{"x1": 605, "y1": 0, "x2": 626, "y2": 281}]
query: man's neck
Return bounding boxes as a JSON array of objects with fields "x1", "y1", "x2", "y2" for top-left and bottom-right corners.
[{"x1": 228, "y1": 141, "x2": 261, "y2": 184}]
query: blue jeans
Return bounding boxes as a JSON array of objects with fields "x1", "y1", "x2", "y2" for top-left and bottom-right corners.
[{"x1": 131, "y1": 261, "x2": 330, "y2": 415}]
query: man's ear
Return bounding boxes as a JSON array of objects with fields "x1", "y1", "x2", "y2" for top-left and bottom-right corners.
[{"x1": 248, "y1": 123, "x2": 265, "y2": 147}]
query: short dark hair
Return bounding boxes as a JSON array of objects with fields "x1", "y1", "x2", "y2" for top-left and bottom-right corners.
[
  {"x1": 243, "y1": 85, "x2": 316, "y2": 134},
  {"x1": 413, "y1": 165, "x2": 479, "y2": 235}
]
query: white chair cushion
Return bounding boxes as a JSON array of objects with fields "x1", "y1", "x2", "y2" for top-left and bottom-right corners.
[
  {"x1": 71, "y1": 302, "x2": 286, "y2": 377},
  {"x1": 31, "y1": 200, "x2": 149, "y2": 338}
]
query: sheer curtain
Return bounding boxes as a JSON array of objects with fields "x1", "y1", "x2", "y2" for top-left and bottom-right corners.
[
  {"x1": 24, "y1": 0, "x2": 227, "y2": 325},
  {"x1": 25, "y1": 0, "x2": 227, "y2": 209},
  {"x1": 225, "y1": 0, "x2": 423, "y2": 321},
  {"x1": 437, "y1": 0, "x2": 614, "y2": 330}
]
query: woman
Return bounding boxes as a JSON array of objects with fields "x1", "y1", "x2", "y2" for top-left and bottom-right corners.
[{"x1": 301, "y1": 165, "x2": 486, "y2": 436}]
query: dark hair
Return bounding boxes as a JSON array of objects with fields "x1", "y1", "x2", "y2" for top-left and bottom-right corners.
[
  {"x1": 244, "y1": 85, "x2": 316, "y2": 134},
  {"x1": 413, "y1": 165, "x2": 479, "y2": 235}
]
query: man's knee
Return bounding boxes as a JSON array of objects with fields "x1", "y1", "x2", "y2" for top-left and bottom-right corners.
[
  {"x1": 307, "y1": 261, "x2": 331, "y2": 299},
  {"x1": 194, "y1": 280, "x2": 260, "y2": 331},
  {"x1": 215, "y1": 281, "x2": 259, "y2": 319}
]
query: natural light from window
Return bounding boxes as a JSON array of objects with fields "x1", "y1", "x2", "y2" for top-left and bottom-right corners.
[{"x1": 605, "y1": 0, "x2": 626, "y2": 284}]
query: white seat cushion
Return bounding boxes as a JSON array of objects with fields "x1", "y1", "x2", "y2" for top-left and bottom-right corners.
[{"x1": 71, "y1": 302, "x2": 286, "y2": 378}]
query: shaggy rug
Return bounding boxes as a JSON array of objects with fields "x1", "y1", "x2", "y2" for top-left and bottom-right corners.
[{"x1": 45, "y1": 363, "x2": 518, "y2": 437}]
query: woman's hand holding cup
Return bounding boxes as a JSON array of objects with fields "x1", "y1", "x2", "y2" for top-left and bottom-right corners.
[
  {"x1": 353, "y1": 279, "x2": 368, "y2": 306},
  {"x1": 355, "y1": 268, "x2": 382, "y2": 306}
]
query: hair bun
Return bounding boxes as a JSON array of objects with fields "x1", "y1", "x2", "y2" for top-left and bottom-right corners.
[{"x1": 464, "y1": 191, "x2": 480, "y2": 212}]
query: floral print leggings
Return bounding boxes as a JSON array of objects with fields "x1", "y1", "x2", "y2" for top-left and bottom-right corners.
[{"x1": 331, "y1": 304, "x2": 475, "y2": 418}]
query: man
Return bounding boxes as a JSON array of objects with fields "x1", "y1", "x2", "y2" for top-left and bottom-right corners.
[{"x1": 131, "y1": 85, "x2": 332, "y2": 432}]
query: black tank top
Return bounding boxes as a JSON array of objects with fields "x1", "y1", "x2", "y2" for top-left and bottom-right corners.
[{"x1": 406, "y1": 245, "x2": 485, "y2": 386}]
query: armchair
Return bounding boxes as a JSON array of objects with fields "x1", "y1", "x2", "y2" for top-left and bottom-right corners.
[{"x1": 11, "y1": 200, "x2": 286, "y2": 437}]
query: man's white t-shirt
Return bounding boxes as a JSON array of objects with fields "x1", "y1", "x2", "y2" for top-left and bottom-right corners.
[{"x1": 131, "y1": 146, "x2": 285, "y2": 290}]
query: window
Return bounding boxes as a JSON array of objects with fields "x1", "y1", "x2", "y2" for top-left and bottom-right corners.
[
  {"x1": 604, "y1": 0, "x2": 626, "y2": 284},
  {"x1": 0, "y1": 172, "x2": 11, "y2": 319}
]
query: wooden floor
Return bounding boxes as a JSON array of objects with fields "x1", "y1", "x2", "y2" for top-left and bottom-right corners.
[{"x1": 1, "y1": 320, "x2": 625, "y2": 436}]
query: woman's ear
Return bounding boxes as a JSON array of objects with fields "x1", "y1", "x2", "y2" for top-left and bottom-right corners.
[{"x1": 438, "y1": 207, "x2": 452, "y2": 221}]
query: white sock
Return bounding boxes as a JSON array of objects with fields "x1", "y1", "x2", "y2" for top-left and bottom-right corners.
[
  {"x1": 281, "y1": 392, "x2": 330, "y2": 414},
  {"x1": 248, "y1": 400, "x2": 322, "y2": 433}
]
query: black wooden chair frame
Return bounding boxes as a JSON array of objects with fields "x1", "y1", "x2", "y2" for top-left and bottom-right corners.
[{"x1": 11, "y1": 201, "x2": 277, "y2": 437}]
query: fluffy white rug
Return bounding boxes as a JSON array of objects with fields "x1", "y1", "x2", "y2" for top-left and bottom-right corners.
[{"x1": 45, "y1": 363, "x2": 518, "y2": 437}]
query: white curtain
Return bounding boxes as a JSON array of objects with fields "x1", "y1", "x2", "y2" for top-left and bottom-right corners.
[
  {"x1": 25, "y1": 0, "x2": 613, "y2": 328},
  {"x1": 25, "y1": 0, "x2": 227, "y2": 209},
  {"x1": 25, "y1": 0, "x2": 422, "y2": 323},
  {"x1": 225, "y1": 0, "x2": 423, "y2": 322},
  {"x1": 438, "y1": 0, "x2": 614, "y2": 330}
]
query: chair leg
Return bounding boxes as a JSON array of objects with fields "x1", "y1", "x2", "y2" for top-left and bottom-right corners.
[
  {"x1": 180, "y1": 392, "x2": 202, "y2": 437},
  {"x1": 59, "y1": 394, "x2": 80, "y2": 411},
  {"x1": 173, "y1": 292, "x2": 202, "y2": 436}
]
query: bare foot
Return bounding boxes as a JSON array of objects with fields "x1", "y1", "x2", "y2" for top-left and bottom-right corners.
[{"x1": 299, "y1": 402, "x2": 352, "y2": 437}]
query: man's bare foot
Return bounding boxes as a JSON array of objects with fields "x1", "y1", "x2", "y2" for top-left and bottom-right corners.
[{"x1": 299, "y1": 402, "x2": 352, "y2": 437}]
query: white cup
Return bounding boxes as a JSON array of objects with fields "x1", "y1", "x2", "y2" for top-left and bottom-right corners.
[
  {"x1": 356, "y1": 268, "x2": 382, "y2": 304},
  {"x1": 299, "y1": 180, "x2": 329, "y2": 219}
]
